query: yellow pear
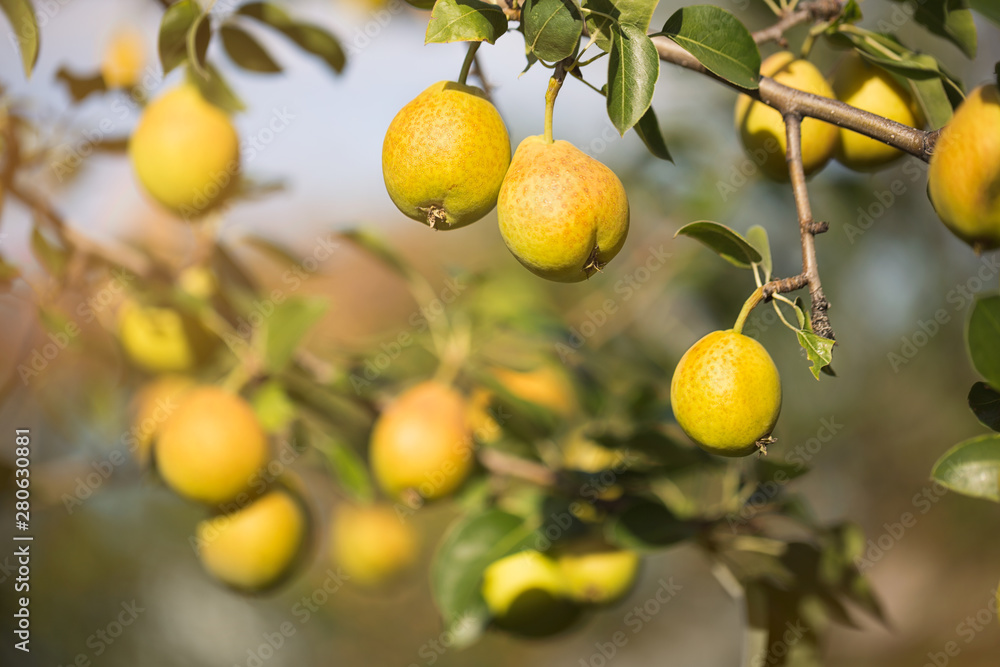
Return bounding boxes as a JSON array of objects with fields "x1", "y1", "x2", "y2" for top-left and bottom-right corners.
[
  {"x1": 834, "y1": 53, "x2": 923, "y2": 171},
  {"x1": 556, "y1": 546, "x2": 640, "y2": 605},
  {"x1": 129, "y1": 83, "x2": 239, "y2": 216},
  {"x1": 195, "y1": 489, "x2": 308, "y2": 591},
  {"x1": 670, "y1": 330, "x2": 781, "y2": 457},
  {"x1": 369, "y1": 381, "x2": 475, "y2": 500},
  {"x1": 498, "y1": 135, "x2": 629, "y2": 282},
  {"x1": 101, "y1": 29, "x2": 145, "y2": 89},
  {"x1": 128, "y1": 374, "x2": 195, "y2": 465},
  {"x1": 382, "y1": 81, "x2": 510, "y2": 229},
  {"x1": 117, "y1": 301, "x2": 214, "y2": 373},
  {"x1": 156, "y1": 386, "x2": 271, "y2": 504},
  {"x1": 330, "y1": 504, "x2": 418, "y2": 587},
  {"x1": 928, "y1": 84, "x2": 1000, "y2": 250},
  {"x1": 491, "y1": 364, "x2": 576, "y2": 416},
  {"x1": 481, "y1": 550, "x2": 580, "y2": 637},
  {"x1": 735, "y1": 52, "x2": 839, "y2": 180}
]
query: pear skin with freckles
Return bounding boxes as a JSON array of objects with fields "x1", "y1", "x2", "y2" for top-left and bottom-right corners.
[{"x1": 497, "y1": 135, "x2": 629, "y2": 282}]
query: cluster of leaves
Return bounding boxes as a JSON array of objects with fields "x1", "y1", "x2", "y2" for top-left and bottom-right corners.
[{"x1": 932, "y1": 295, "x2": 1000, "y2": 502}]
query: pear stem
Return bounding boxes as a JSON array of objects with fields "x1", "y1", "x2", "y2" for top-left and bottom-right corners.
[
  {"x1": 733, "y1": 286, "x2": 765, "y2": 335},
  {"x1": 543, "y1": 63, "x2": 568, "y2": 144},
  {"x1": 458, "y1": 42, "x2": 480, "y2": 86}
]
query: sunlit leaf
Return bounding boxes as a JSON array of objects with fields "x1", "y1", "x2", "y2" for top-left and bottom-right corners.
[
  {"x1": 658, "y1": 5, "x2": 761, "y2": 90},
  {"x1": 931, "y1": 434, "x2": 1000, "y2": 502},
  {"x1": 674, "y1": 221, "x2": 762, "y2": 268}
]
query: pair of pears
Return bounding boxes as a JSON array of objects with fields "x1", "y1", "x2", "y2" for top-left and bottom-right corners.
[
  {"x1": 382, "y1": 81, "x2": 629, "y2": 282},
  {"x1": 736, "y1": 51, "x2": 924, "y2": 180}
]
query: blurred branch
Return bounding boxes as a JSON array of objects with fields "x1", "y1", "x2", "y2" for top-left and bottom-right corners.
[{"x1": 478, "y1": 448, "x2": 558, "y2": 487}]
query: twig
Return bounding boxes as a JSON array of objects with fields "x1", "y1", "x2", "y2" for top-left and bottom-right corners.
[
  {"x1": 478, "y1": 448, "x2": 558, "y2": 487},
  {"x1": 784, "y1": 114, "x2": 833, "y2": 339},
  {"x1": 751, "y1": 0, "x2": 844, "y2": 46}
]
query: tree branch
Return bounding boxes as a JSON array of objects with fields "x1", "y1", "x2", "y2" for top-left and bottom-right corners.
[
  {"x1": 478, "y1": 448, "x2": 558, "y2": 487},
  {"x1": 650, "y1": 36, "x2": 936, "y2": 161},
  {"x1": 751, "y1": 0, "x2": 844, "y2": 46},
  {"x1": 784, "y1": 113, "x2": 833, "y2": 339}
]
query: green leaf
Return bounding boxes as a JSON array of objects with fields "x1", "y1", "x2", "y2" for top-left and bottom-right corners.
[
  {"x1": 0, "y1": 256, "x2": 21, "y2": 286},
  {"x1": 187, "y1": 10, "x2": 211, "y2": 78},
  {"x1": 0, "y1": 0, "x2": 39, "y2": 78},
  {"x1": 55, "y1": 68, "x2": 107, "y2": 102},
  {"x1": 522, "y1": 0, "x2": 582, "y2": 63},
  {"x1": 431, "y1": 510, "x2": 538, "y2": 645},
  {"x1": 931, "y1": 434, "x2": 1000, "y2": 502},
  {"x1": 796, "y1": 329, "x2": 835, "y2": 380},
  {"x1": 674, "y1": 221, "x2": 762, "y2": 268},
  {"x1": 315, "y1": 432, "x2": 374, "y2": 504},
  {"x1": 159, "y1": 0, "x2": 206, "y2": 76},
  {"x1": 658, "y1": 5, "x2": 761, "y2": 90},
  {"x1": 900, "y1": 0, "x2": 977, "y2": 59},
  {"x1": 969, "y1": 382, "x2": 1000, "y2": 432},
  {"x1": 264, "y1": 297, "x2": 328, "y2": 373},
  {"x1": 968, "y1": 295, "x2": 1000, "y2": 387},
  {"x1": 908, "y1": 74, "x2": 956, "y2": 129},
  {"x1": 251, "y1": 380, "x2": 298, "y2": 432},
  {"x1": 221, "y1": 24, "x2": 282, "y2": 73},
  {"x1": 582, "y1": 0, "x2": 657, "y2": 53},
  {"x1": 237, "y1": 2, "x2": 345, "y2": 74},
  {"x1": 605, "y1": 498, "x2": 694, "y2": 551},
  {"x1": 746, "y1": 225, "x2": 772, "y2": 281},
  {"x1": 632, "y1": 105, "x2": 672, "y2": 161},
  {"x1": 30, "y1": 227, "x2": 69, "y2": 278},
  {"x1": 606, "y1": 22, "x2": 659, "y2": 135},
  {"x1": 185, "y1": 63, "x2": 246, "y2": 114},
  {"x1": 970, "y1": 0, "x2": 1000, "y2": 27},
  {"x1": 425, "y1": 0, "x2": 508, "y2": 45}
]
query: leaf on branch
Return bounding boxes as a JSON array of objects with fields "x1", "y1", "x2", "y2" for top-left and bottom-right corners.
[
  {"x1": 425, "y1": 0, "x2": 508, "y2": 45},
  {"x1": 522, "y1": 0, "x2": 582, "y2": 63},
  {"x1": 631, "y1": 105, "x2": 672, "y2": 161},
  {"x1": 606, "y1": 22, "x2": 659, "y2": 135},
  {"x1": 237, "y1": 2, "x2": 345, "y2": 74},
  {"x1": 604, "y1": 497, "x2": 693, "y2": 551},
  {"x1": 890, "y1": 0, "x2": 977, "y2": 59},
  {"x1": 221, "y1": 24, "x2": 282, "y2": 73},
  {"x1": 314, "y1": 430, "x2": 374, "y2": 504},
  {"x1": 185, "y1": 63, "x2": 246, "y2": 113},
  {"x1": 159, "y1": 0, "x2": 209, "y2": 76},
  {"x1": 431, "y1": 510, "x2": 538, "y2": 646},
  {"x1": 0, "y1": 0, "x2": 40, "y2": 78},
  {"x1": 968, "y1": 295, "x2": 1000, "y2": 388},
  {"x1": 969, "y1": 0, "x2": 1000, "y2": 28},
  {"x1": 796, "y1": 329, "x2": 835, "y2": 381},
  {"x1": 263, "y1": 296, "x2": 328, "y2": 372},
  {"x1": 581, "y1": 0, "x2": 658, "y2": 53},
  {"x1": 968, "y1": 382, "x2": 1000, "y2": 432},
  {"x1": 657, "y1": 5, "x2": 761, "y2": 90},
  {"x1": 931, "y1": 434, "x2": 1000, "y2": 502},
  {"x1": 55, "y1": 68, "x2": 107, "y2": 102},
  {"x1": 674, "y1": 221, "x2": 762, "y2": 268}
]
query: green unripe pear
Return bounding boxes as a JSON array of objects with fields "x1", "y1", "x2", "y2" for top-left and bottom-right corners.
[
  {"x1": 928, "y1": 84, "x2": 1000, "y2": 250},
  {"x1": 382, "y1": 81, "x2": 511, "y2": 229},
  {"x1": 497, "y1": 135, "x2": 629, "y2": 282},
  {"x1": 735, "y1": 52, "x2": 839, "y2": 181},
  {"x1": 481, "y1": 550, "x2": 581, "y2": 637},
  {"x1": 557, "y1": 547, "x2": 640, "y2": 605},
  {"x1": 670, "y1": 330, "x2": 782, "y2": 457},
  {"x1": 833, "y1": 53, "x2": 923, "y2": 171}
]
